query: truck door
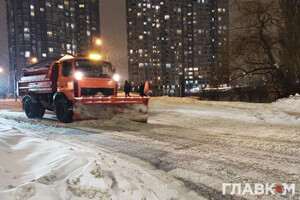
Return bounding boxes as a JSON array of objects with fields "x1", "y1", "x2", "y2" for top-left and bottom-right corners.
[{"x1": 58, "y1": 60, "x2": 74, "y2": 99}]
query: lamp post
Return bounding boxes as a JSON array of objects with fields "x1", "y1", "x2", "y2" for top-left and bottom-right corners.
[
  {"x1": 95, "y1": 38, "x2": 102, "y2": 46},
  {"x1": 30, "y1": 57, "x2": 38, "y2": 64},
  {"x1": 0, "y1": 66, "x2": 10, "y2": 98}
]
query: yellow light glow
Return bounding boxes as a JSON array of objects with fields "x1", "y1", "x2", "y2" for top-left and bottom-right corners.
[
  {"x1": 31, "y1": 57, "x2": 38, "y2": 64},
  {"x1": 95, "y1": 39, "x2": 102, "y2": 46},
  {"x1": 0, "y1": 67, "x2": 3, "y2": 73},
  {"x1": 89, "y1": 54, "x2": 102, "y2": 60}
]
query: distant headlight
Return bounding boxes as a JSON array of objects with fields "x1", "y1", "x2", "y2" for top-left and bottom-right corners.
[
  {"x1": 74, "y1": 71, "x2": 84, "y2": 81},
  {"x1": 113, "y1": 74, "x2": 120, "y2": 82}
]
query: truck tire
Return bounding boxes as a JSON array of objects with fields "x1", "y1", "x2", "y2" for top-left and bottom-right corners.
[
  {"x1": 24, "y1": 98, "x2": 36, "y2": 118},
  {"x1": 55, "y1": 99, "x2": 73, "y2": 123},
  {"x1": 24, "y1": 98, "x2": 45, "y2": 119},
  {"x1": 35, "y1": 103, "x2": 45, "y2": 119}
]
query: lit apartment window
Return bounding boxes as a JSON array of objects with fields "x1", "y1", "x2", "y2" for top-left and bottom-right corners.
[
  {"x1": 47, "y1": 31, "x2": 53, "y2": 37},
  {"x1": 25, "y1": 51, "x2": 30, "y2": 58},
  {"x1": 42, "y1": 53, "x2": 47, "y2": 57},
  {"x1": 24, "y1": 33, "x2": 30, "y2": 40},
  {"x1": 48, "y1": 48, "x2": 54, "y2": 53},
  {"x1": 58, "y1": 5, "x2": 63, "y2": 9},
  {"x1": 79, "y1": 4, "x2": 85, "y2": 8}
]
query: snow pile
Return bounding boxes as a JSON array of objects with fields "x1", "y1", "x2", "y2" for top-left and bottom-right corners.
[
  {"x1": 150, "y1": 96, "x2": 300, "y2": 126},
  {"x1": 0, "y1": 124, "x2": 193, "y2": 200},
  {"x1": 272, "y1": 94, "x2": 300, "y2": 115}
]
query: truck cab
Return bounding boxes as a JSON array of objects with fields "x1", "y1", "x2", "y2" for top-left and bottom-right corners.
[
  {"x1": 54, "y1": 55, "x2": 117, "y2": 99},
  {"x1": 18, "y1": 54, "x2": 122, "y2": 123}
]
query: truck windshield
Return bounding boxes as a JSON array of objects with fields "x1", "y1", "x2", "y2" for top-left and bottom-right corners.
[{"x1": 75, "y1": 60, "x2": 113, "y2": 78}]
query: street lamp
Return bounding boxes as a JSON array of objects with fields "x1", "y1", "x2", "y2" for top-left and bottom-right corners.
[
  {"x1": 95, "y1": 38, "x2": 102, "y2": 46},
  {"x1": 0, "y1": 66, "x2": 9, "y2": 97},
  {"x1": 30, "y1": 57, "x2": 38, "y2": 64}
]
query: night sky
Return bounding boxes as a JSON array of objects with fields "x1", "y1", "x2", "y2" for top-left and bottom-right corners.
[{"x1": 0, "y1": 0, "x2": 128, "y2": 79}]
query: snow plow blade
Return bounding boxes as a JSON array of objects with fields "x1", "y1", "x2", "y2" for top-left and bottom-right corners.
[{"x1": 73, "y1": 97, "x2": 149, "y2": 123}]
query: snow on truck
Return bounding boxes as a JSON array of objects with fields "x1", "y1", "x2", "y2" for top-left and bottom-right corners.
[{"x1": 18, "y1": 54, "x2": 149, "y2": 123}]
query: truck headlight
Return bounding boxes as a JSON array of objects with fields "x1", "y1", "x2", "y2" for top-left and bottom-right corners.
[
  {"x1": 74, "y1": 71, "x2": 84, "y2": 80},
  {"x1": 113, "y1": 74, "x2": 120, "y2": 82}
]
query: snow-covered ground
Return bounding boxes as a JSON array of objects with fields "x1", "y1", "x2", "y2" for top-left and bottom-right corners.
[
  {"x1": 0, "y1": 95, "x2": 300, "y2": 199},
  {"x1": 0, "y1": 123, "x2": 196, "y2": 200}
]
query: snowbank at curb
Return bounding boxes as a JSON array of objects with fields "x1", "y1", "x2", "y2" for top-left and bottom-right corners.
[
  {"x1": 272, "y1": 94, "x2": 300, "y2": 114},
  {"x1": 0, "y1": 124, "x2": 196, "y2": 200},
  {"x1": 150, "y1": 95, "x2": 300, "y2": 125}
]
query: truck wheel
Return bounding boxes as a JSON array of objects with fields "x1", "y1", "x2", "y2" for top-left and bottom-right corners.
[
  {"x1": 56, "y1": 99, "x2": 73, "y2": 123},
  {"x1": 24, "y1": 98, "x2": 36, "y2": 118},
  {"x1": 35, "y1": 103, "x2": 45, "y2": 119}
]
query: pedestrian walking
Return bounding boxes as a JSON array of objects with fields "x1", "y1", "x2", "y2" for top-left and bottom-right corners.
[
  {"x1": 138, "y1": 82, "x2": 146, "y2": 97},
  {"x1": 124, "y1": 80, "x2": 131, "y2": 97}
]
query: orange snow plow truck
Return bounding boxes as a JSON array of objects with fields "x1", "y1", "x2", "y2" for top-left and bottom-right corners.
[{"x1": 18, "y1": 55, "x2": 149, "y2": 123}]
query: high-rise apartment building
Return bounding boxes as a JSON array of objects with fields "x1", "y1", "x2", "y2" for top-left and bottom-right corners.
[
  {"x1": 6, "y1": 0, "x2": 100, "y2": 92},
  {"x1": 126, "y1": 0, "x2": 229, "y2": 96}
]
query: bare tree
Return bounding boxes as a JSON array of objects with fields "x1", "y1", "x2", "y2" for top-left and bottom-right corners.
[
  {"x1": 279, "y1": 0, "x2": 300, "y2": 93},
  {"x1": 230, "y1": 0, "x2": 300, "y2": 98}
]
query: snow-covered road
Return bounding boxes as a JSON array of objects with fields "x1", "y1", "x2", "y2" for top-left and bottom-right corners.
[{"x1": 0, "y1": 96, "x2": 300, "y2": 200}]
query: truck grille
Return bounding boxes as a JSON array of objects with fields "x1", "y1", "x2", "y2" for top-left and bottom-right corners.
[{"x1": 81, "y1": 88, "x2": 114, "y2": 96}]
